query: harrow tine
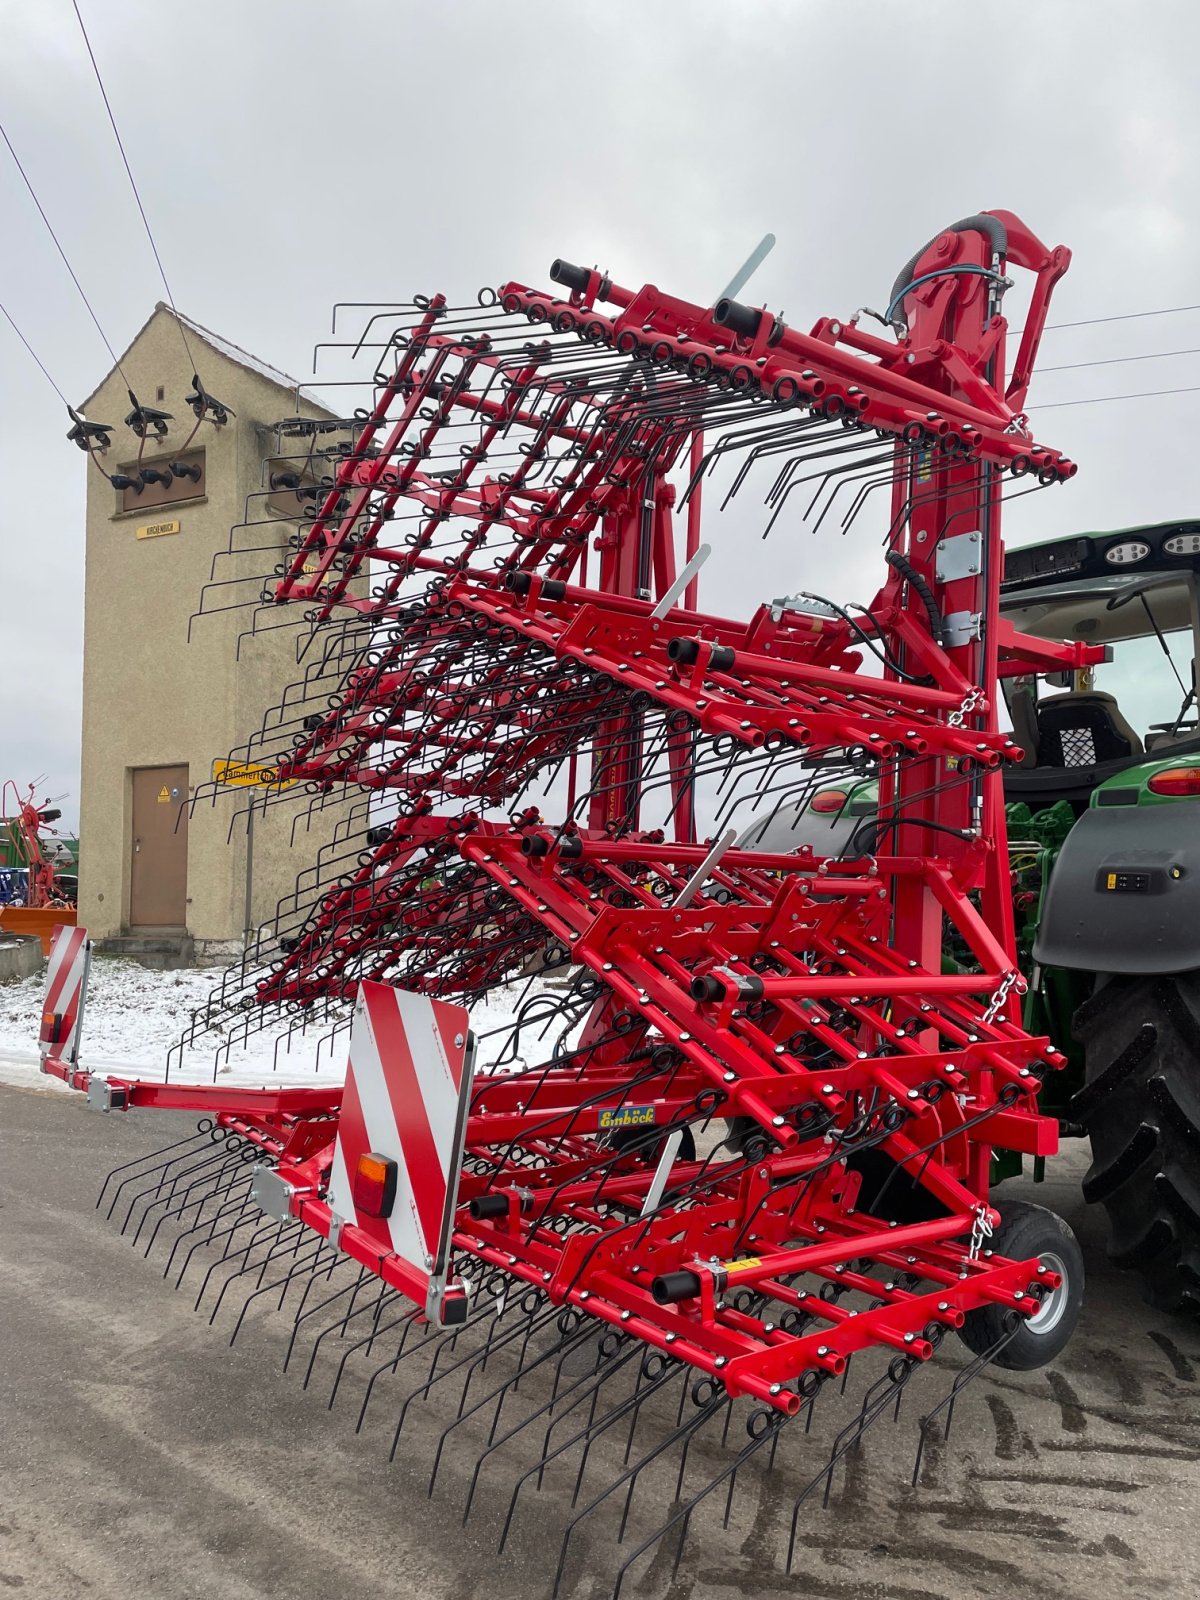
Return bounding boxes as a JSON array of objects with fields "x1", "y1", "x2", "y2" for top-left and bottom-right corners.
[
  {"x1": 139, "y1": 1149, "x2": 249, "y2": 1257},
  {"x1": 785, "y1": 1359, "x2": 917, "y2": 1572},
  {"x1": 353, "y1": 1308, "x2": 447, "y2": 1434},
  {"x1": 171, "y1": 1187, "x2": 260, "y2": 1291},
  {"x1": 302, "y1": 1276, "x2": 393, "y2": 1388},
  {"x1": 461, "y1": 1337, "x2": 639, "y2": 1522},
  {"x1": 551, "y1": 1389, "x2": 727, "y2": 1600},
  {"x1": 111, "y1": 1135, "x2": 225, "y2": 1231},
  {"x1": 228, "y1": 1237, "x2": 335, "y2": 1346},
  {"x1": 192, "y1": 1209, "x2": 281, "y2": 1310},
  {"x1": 325, "y1": 1292, "x2": 408, "y2": 1408},
  {"x1": 388, "y1": 1302, "x2": 560, "y2": 1461},
  {"x1": 217, "y1": 1218, "x2": 303, "y2": 1310},
  {"x1": 499, "y1": 1356, "x2": 681, "y2": 1556},
  {"x1": 610, "y1": 1406, "x2": 788, "y2": 1600},
  {"x1": 427, "y1": 1314, "x2": 602, "y2": 1494},
  {"x1": 285, "y1": 1267, "x2": 371, "y2": 1374},
  {"x1": 819, "y1": 1358, "x2": 916, "y2": 1511},
  {"x1": 911, "y1": 1321, "x2": 1021, "y2": 1486},
  {"x1": 198, "y1": 1216, "x2": 299, "y2": 1318},
  {"x1": 96, "y1": 1128, "x2": 213, "y2": 1216},
  {"x1": 159, "y1": 1169, "x2": 258, "y2": 1279}
]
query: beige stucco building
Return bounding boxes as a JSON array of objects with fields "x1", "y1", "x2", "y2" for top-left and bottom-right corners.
[{"x1": 78, "y1": 304, "x2": 345, "y2": 961}]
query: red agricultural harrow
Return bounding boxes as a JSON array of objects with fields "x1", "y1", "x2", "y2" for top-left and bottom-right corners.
[{"x1": 52, "y1": 210, "x2": 1099, "y2": 1589}]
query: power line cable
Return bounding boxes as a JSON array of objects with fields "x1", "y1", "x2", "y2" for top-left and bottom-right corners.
[
  {"x1": 0, "y1": 292, "x2": 116, "y2": 481},
  {"x1": 1041, "y1": 303, "x2": 1200, "y2": 333},
  {"x1": 0, "y1": 295, "x2": 68, "y2": 403},
  {"x1": 1030, "y1": 384, "x2": 1200, "y2": 411},
  {"x1": 0, "y1": 116, "x2": 129, "y2": 384},
  {"x1": 70, "y1": 0, "x2": 199, "y2": 378},
  {"x1": 1039, "y1": 345, "x2": 1200, "y2": 374}
]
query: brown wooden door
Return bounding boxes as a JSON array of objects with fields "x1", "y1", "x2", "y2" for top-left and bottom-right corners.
[{"x1": 129, "y1": 765, "x2": 188, "y2": 928}]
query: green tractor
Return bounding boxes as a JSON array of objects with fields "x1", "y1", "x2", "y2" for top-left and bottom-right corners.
[{"x1": 755, "y1": 520, "x2": 1200, "y2": 1317}]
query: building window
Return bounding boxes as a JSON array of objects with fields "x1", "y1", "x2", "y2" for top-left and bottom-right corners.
[{"x1": 117, "y1": 448, "x2": 206, "y2": 514}]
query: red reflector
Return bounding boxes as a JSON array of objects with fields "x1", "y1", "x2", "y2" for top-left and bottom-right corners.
[
  {"x1": 1147, "y1": 766, "x2": 1200, "y2": 797},
  {"x1": 352, "y1": 1151, "x2": 398, "y2": 1218},
  {"x1": 810, "y1": 789, "x2": 848, "y2": 814},
  {"x1": 40, "y1": 1011, "x2": 64, "y2": 1043}
]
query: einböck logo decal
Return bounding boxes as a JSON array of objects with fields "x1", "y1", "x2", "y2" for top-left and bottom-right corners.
[{"x1": 599, "y1": 1105, "x2": 656, "y2": 1129}]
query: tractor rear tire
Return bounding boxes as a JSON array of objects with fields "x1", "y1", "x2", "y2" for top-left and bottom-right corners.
[
  {"x1": 1072, "y1": 970, "x2": 1200, "y2": 1318},
  {"x1": 957, "y1": 1200, "x2": 1084, "y2": 1370}
]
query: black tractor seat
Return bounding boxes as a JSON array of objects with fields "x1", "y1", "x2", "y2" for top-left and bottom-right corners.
[
  {"x1": 1004, "y1": 729, "x2": 1200, "y2": 811},
  {"x1": 1033, "y1": 690, "x2": 1143, "y2": 768}
]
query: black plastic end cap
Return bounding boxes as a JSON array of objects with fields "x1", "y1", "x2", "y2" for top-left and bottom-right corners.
[
  {"x1": 713, "y1": 298, "x2": 763, "y2": 339},
  {"x1": 439, "y1": 1289, "x2": 470, "y2": 1326},
  {"x1": 652, "y1": 1270, "x2": 703, "y2": 1305},
  {"x1": 667, "y1": 637, "x2": 701, "y2": 666},
  {"x1": 690, "y1": 975, "x2": 724, "y2": 1003},
  {"x1": 549, "y1": 259, "x2": 591, "y2": 293},
  {"x1": 469, "y1": 1193, "x2": 511, "y2": 1220}
]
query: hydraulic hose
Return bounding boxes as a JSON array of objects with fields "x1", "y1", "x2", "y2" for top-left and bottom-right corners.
[
  {"x1": 888, "y1": 214, "x2": 1008, "y2": 331},
  {"x1": 886, "y1": 549, "x2": 944, "y2": 642}
]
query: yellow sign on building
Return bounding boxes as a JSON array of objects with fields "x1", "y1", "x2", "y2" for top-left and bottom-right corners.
[
  {"x1": 212, "y1": 759, "x2": 295, "y2": 790},
  {"x1": 136, "y1": 518, "x2": 181, "y2": 540}
]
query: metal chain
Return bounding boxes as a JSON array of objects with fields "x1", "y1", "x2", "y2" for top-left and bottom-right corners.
[
  {"x1": 982, "y1": 968, "x2": 1023, "y2": 1025},
  {"x1": 947, "y1": 687, "x2": 983, "y2": 729},
  {"x1": 968, "y1": 1203, "x2": 994, "y2": 1261}
]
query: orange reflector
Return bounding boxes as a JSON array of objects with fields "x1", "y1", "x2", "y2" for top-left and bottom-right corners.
[
  {"x1": 40, "y1": 1011, "x2": 64, "y2": 1043},
  {"x1": 810, "y1": 789, "x2": 848, "y2": 814},
  {"x1": 1147, "y1": 765, "x2": 1200, "y2": 797},
  {"x1": 352, "y1": 1151, "x2": 398, "y2": 1218}
]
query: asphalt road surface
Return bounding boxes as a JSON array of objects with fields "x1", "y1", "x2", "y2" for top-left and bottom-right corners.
[{"x1": 2, "y1": 1081, "x2": 1199, "y2": 1600}]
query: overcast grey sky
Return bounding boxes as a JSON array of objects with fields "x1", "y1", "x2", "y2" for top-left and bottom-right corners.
[{"x1": 2, "y1": 0, "x2": 1199, "y2": 828}]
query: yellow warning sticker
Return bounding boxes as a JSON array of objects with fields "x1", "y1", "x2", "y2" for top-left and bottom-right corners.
[
  {"x1": 723, "y1": 1256, "x2": 762, "y2": 1274},
  {"x1": 1106, "y1": 872, "x2": 1117, "y2": 890},
  {"x1": 157, "y1": 786, "x2": 170, "y2": 803}
]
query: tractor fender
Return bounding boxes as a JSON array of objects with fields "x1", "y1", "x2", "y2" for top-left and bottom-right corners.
[{"x1": 1033, "y1": 799, "x2": 1200, "y2": 975}]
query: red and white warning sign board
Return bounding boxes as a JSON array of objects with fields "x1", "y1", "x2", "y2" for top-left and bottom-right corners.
[
  {"x1": 328, "y1": 981, "x2": 474, "y2": 1318},
  {"x1": 39, "y1": 923, "x2": 92, "y2": 1069}
]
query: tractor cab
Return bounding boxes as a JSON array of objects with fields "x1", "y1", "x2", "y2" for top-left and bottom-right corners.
[{"x1": 1000, "y1": 521, "x2": 1200, "y2": 811}]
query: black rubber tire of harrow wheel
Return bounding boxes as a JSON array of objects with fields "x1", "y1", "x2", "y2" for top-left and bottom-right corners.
[
  {"x1": 957, "y1": 1200, "x2": 1084, "y2": 1370},
  {"x1": 1071, "y1": 970, "x2": 1200, "y2": 1318}
]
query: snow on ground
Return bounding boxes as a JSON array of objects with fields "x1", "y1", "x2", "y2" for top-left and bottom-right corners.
[
  {"x1": 0, "y1": 954, "x2": 569, "y2": 1095},
  {"x1": 0, "y1": 957, "x2": 325, "y2": 1093}
]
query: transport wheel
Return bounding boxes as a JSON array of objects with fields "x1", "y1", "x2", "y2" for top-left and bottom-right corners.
[
  {"x1": 958, "y1": 1200, "x2": 1084, "y2": 1370},
  {"x1": 1072, "y1": 970, "x2": 1200, "y2": 1317}
]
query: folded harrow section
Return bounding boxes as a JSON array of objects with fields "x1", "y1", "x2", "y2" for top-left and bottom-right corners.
[{"x1": 61, "y1": 211, "x2": 1093, "y2": 1590}]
